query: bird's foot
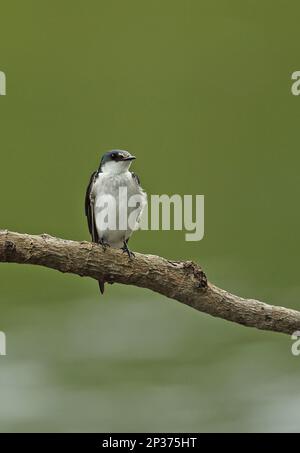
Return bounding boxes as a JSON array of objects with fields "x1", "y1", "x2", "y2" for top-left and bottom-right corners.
[
  {"x1": 99, "y1": 238, "x2": 110, "y2": 251},
  {"x1": 122, "y1": 241, "x2": 135, "y2": 259}
]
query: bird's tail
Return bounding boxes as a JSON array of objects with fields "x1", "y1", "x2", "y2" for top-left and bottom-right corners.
[{"x1": 98, "y1": 280, "x2": 105, "y2": 295}]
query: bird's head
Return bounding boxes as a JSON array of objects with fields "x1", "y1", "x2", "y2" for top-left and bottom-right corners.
[{"x1": 99, "y1": 150, "x2": 136, "y2": 174}]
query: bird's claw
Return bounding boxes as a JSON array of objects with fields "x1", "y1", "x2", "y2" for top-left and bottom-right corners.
[
  {"x1": 99, "y1": 239, "x2": 110, "y2": 251},
  {"x1": 123, "y1": 249, "x2": 135, "y2": 259},
  {"x1": 122, "y1": 242, "x2": 135, "y2": 259}
]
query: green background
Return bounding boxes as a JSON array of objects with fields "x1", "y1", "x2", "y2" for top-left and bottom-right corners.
[{"x1": 0, "y1": 0, "x2": 300, "y2": 432}]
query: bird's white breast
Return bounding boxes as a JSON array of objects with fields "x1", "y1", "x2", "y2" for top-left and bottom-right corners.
[{"x1": 92, "y1": 171, "x2": 146, "y2": 248}]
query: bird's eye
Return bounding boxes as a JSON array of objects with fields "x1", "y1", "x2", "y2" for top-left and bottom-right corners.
[{"x1": 111, "y1": 154, "x2": 115, "y2": 159}]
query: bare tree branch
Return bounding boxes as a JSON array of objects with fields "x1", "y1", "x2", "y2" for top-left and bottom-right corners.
[{"x1": 0, "y1": 229, "x2": 299, "y2": 336}]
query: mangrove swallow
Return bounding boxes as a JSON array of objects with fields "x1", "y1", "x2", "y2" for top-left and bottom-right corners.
[{"x1": 85, "y1": 150, "x2": 147, "y2": 294}]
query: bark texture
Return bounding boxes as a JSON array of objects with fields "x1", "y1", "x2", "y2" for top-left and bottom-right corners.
[{"x1": 0, "y1": 229, "x2": 299, "y2": 336}]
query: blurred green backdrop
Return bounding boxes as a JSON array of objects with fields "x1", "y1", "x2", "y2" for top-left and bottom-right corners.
[{"x1": 0, "y1": 0, "x2": 300, "y2": 432}]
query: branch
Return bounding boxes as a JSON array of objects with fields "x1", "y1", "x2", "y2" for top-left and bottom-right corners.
[{"x1": 0, "y1": 229, "x2": 299, "y2": 336}]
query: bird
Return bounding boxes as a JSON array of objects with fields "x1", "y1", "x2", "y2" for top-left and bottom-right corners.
[{"x1": 85, "y1": 150, "x2": 147, "y2": 294}]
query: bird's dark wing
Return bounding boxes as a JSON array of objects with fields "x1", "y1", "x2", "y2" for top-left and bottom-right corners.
[
  {"x1": 85, "y1": 170, "x2": 99, "y2": 243},
  {"x1": 129, "y1": 171, "x2": 146, "y2": 237},
  {"x1": 131, "y1": 171, "x2": 141, "y2": 186},
  {"x1": 85, "y1": 170, "x2": 105, "y2": 295}
]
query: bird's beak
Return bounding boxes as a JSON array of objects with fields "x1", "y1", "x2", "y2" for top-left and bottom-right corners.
[{"x1": 122, "y1": 155, "x2": 136, "y2": 161}]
